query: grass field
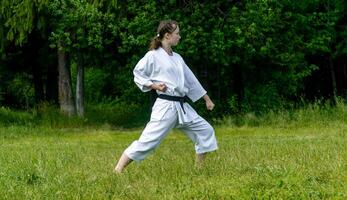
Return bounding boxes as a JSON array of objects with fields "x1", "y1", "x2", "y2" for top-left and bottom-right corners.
[{"x1": 1, "y1": 119, "x2": 346, "y2": 199}]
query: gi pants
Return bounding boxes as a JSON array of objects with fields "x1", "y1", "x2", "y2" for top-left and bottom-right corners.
[{"x1": 124, "y1": 100, "x2": 218, "y2": 162}]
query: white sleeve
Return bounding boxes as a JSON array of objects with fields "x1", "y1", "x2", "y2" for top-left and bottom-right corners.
[
  {"x1": 133, "y1": 52, "x2": 154, "y2": 92},
  {"x1": 183, "y1": 62, "x2": 207, "y2": 102}
]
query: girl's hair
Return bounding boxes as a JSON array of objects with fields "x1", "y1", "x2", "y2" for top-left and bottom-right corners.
[{"x1": 149, "y1": 20, "x2": 178, "y2": 50}]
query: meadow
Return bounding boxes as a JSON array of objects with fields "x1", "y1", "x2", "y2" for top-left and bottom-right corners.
[{"x1": 0, "y1": 102, "x2": 346, "y2": 199}]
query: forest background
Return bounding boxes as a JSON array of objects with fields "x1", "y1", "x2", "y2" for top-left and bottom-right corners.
[{"x1": 1, "y1": 0, "x2": 346, "y2": 127}]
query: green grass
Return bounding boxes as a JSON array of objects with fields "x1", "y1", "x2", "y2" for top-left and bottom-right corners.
[{"x1": 1, "y1": 120, "x2": 346, "y2": 199}]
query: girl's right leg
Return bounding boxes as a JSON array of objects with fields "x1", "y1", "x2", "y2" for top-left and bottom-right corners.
[
  {"x1": 114, "y1": 108, "x2": 178, "y2": 173},
  {"x1": 195, "y1": 152, "x2": 206, "y2": 168}
]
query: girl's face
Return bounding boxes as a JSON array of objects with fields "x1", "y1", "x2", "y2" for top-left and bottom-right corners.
[{"x1": 166, "y1": 25, "x2": 181, "y2": 46}]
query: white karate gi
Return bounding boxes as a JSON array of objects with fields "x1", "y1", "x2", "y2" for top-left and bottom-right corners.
[{"x1": 124, "y1": 47, "x2": 218, "y2": 162}]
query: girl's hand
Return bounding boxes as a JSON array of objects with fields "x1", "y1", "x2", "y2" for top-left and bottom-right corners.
[
  {"x1": 206, "y1": 100, "x2": 215, "y2": 111},
  {"x1": 150, "y1": 83, "x2": 167, "y2": 92},
  {"x1": 203, "y1": 94, "x2": 215, "y2": 111}
]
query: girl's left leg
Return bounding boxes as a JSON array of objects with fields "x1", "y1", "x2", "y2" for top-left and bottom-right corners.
[{"x1": 114, "y1": 108, "x2": 178, "y2": 173}]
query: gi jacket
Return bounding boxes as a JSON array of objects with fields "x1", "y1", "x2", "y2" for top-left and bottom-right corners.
[{"x1": 133, "y1": 47, "x2": 207, "y2": 124}]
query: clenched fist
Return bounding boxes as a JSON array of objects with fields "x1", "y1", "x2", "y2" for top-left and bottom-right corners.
[{"x1": 150, "y1": 83, "x2": 167, "y2": 92}]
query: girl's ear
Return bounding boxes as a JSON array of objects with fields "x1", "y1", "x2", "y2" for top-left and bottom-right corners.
[{"x1": 164, "y1": 32, "x2": 170, "y2": 40}]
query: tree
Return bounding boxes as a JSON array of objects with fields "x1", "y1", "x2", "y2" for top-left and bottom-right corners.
[
  {"x1": 0, "y1": 0, "x2": 51, "y2": 105},
  {"x1": 48, "y1": 0, "x2": 105, "y2": 116},
  {"x1": 303, "y1": 0, "x2": 347, "y2": 102}
]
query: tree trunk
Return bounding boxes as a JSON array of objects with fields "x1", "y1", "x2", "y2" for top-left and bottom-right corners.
[
  {"x1": 329, "y1": 55, "x2": 337, "y2": 103},
  {"x1": 76, "y1": 53, "x2": 85, "y2": 117},
  {"x1": 58, "y1": 47, "x2": 75, "y2": 116}
]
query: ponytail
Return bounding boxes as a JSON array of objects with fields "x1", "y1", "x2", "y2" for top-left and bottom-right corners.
[{"x1": 149, "y1": 36, "x2": 162, "y2": 50}]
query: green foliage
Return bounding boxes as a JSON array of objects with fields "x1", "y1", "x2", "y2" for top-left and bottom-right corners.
[
  {"x1": 48, "y1": 0, "x2": 104, "y2": 52},
  {"x1": 70, "y1": 64, "x2": 110, "y2": 103},
  {"x1": 242, "y1": 84, "x2": 286, "y2": 113},
  {"x1": 83, "y1": 68, "x2": 110, "y2": 103},
  {"x1": 165, "y1": 0, "x2": 328, "y2": 113},
  {"x1": 1, "y1": 0, "x2": 347, "y2": 117},
  {"x1": 0, "y1": 0, "x2": 49, "y2": 45},
  {"x1": 7, "y1": 73, "x2": 35, "y2": 108}
]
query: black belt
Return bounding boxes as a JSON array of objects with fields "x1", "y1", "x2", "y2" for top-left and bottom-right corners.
[{"x1": 158, "y1": 94, "x2": 189, "y2": 114}]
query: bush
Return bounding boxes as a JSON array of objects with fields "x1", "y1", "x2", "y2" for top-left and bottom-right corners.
[
  {"x1": 85, "y1": 101, "x2": 149, "y2": 128},
  {"x1": 36, "y1": 101, "x2": 150, "y2": 128},
  {"x1": 7, "y1": 73, "x2": 35, "y2": 108},
  {"x1": 242, "y1": 84, "x2": 288, "y2": 114},
  {"x1": 0, "y1": 107, "x2": 36, "y2": 126}
]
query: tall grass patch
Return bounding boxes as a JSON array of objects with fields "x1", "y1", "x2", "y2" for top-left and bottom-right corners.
[
  {"x1": 0, "y1": 107, "x2": 36, "y2": 126},
  {"x1": 217, "y1": 99, "x2": 347, "y2": 128},
  {"x1": 3, "y1": 101, "x2": 150, "y2": 128}
]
